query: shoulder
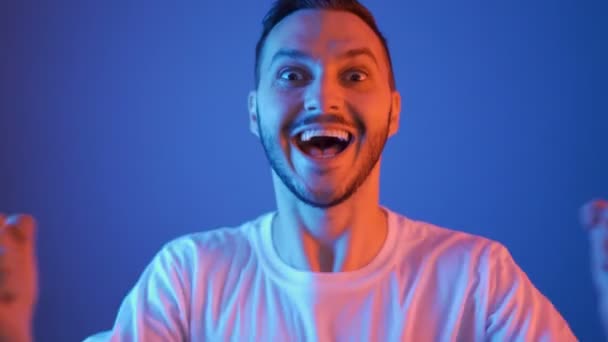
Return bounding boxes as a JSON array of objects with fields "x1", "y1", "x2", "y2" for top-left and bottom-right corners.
[
  {"x1": 152, "y1": 212, "x2": 271, "y2": 272},
  {"x1": 386, "y1": 208, "x2": 510, "y2": 269}
]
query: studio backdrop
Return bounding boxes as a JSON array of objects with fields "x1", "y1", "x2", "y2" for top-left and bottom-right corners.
[{"x1": 0, "y1": 0, "x2": 606, "y2": 341}]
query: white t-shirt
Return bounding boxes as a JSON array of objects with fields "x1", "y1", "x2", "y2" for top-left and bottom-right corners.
[{"x1": 84, "y1": 208, "x2": 576, "y2": 341}]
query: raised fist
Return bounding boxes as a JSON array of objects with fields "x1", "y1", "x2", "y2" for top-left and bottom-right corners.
[
  {"x1": 581, "y1": 199, "x2": 608, "y2": 338},
  {"x1": 0, "y1": 214, "x2": 38, "y2": 342},
  {"x1": 581, "y1": 199, "x2": 608, "y2": 287}
]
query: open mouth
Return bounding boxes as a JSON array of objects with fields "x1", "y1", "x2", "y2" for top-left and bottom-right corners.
[{"x1": 294, "y1": 128, "x2": 353, "y2": 158}]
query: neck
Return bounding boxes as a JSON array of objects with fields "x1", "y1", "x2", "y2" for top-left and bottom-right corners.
[{"x1": 271, "y1": 165, "x2": 388, "y2": 273}]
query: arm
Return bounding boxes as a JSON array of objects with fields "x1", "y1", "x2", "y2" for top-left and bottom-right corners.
[
  {"x1": 84, "y1": 241, "x2": 192, "y2": 342},
  {"x1": 484, "y1": 243, "x2": 576, "y2": 341}
]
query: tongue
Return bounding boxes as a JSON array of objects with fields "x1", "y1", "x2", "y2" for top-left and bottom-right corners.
[{"x1": 308, "y1": 146, "x2": 342, "y2": 158}]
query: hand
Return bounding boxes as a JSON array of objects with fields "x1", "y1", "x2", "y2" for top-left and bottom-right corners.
[
  {"x1": 581, "y1": 199, "x2": 608, "y2": 288},
  {"x1": 0, "y1": 214, "x2": 38, "y2": 342},
  {"x1": 580, "y1": 199, "x2": 608, "y2": 338}
]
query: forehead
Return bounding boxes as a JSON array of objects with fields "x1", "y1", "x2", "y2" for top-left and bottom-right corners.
[{"x1": 262, "y1": 9, "x2": 386, "y2": 65}]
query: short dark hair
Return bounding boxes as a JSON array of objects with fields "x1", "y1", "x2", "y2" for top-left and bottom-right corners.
[{"x1": 254, "y1": 0, "x2": 396, "y2": 90}]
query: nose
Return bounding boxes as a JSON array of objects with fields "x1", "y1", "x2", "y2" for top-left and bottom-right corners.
[{"x1": 304, "y1": 75, "x2": 343, "y2": 114}]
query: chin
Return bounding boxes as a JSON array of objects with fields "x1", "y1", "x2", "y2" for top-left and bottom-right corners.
[{"x1": 296, "y1": 185, "x2": 355, "y2": 209}]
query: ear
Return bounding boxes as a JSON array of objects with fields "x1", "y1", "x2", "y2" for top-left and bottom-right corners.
[
  {"x1": 248, "y1": 91, "x2": 260, "y2": 137},
  {"x1": 388, "y1": 91, "x2": 402, "y2": 137}
]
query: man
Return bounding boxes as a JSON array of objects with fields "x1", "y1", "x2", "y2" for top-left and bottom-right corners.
[{"x1": 3, "y1": 0, "x2": 577, "y2": 341}]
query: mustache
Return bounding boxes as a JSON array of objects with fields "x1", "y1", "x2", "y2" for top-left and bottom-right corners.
[{"x1": 289, "y1": 114, "x2": 354, "y2": 130}]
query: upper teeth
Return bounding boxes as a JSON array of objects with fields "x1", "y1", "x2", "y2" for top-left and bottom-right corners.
[{"x1": 300, "y1": 129, "x2": 350, "y2": 142}]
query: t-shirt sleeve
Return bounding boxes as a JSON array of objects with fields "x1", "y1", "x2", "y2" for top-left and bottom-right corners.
[
  {"x1": 83, "y1": 240, "x2": 192, "y2": 342},
  {"x1": 484, "y1": 243, "x2": 577, "y2": 341}
]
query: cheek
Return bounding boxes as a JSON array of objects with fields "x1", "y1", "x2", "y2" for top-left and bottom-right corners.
[
  {"x1": 259, "y1": 90, "x2": 302, "y2": 130},
  {"x1": 265, "y1": 87, "x2": 300, "y2": 109},
  {"x1": 355, "y1": 90, "x2": 392, "y2": 111},
  {"x1": 351, "y1": 96, "x2": 392, "y2": 130}
]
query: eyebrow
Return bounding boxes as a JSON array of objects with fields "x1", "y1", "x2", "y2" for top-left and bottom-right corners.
[{"x1": 269, "y1": 47, "x2": 379, "y2": 67}]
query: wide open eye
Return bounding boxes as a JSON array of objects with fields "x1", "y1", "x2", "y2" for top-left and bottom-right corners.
[
  {"x1": 343, "y1": 69, "x2": 368, "y2": 82},
  {"x1": 279, "y1": 68, "x2": 307, "y2": 82}
]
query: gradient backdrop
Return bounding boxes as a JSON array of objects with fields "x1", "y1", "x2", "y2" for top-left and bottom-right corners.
[{"x1": 1, "y1": 0, "x2": 606, "y2": 341}]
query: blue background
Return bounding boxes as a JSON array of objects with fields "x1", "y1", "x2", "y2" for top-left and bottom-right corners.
[{"x1": 1, "y1": 0, "x2": 606, "y2": 340}]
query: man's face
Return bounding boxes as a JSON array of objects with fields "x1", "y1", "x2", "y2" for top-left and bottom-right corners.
[{"x1": 249, "y1": 9, "x2": 401, "y2": 208}]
